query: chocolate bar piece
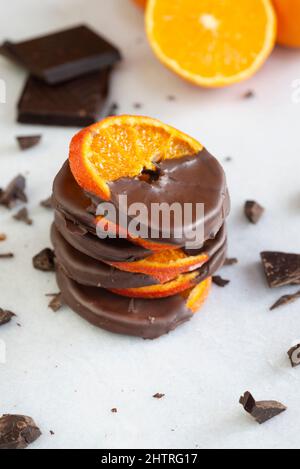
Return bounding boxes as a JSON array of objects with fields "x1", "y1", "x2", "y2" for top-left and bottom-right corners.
[
  {"x1": 18, "y1": 70, "x2": 110, "y2": 127},
  {"x1": 239, "y1": 392, "x2": 287, "y2": 425},
  {"x1": 261, "y1": 251, "x2": 300, "y2": 288},
  {"x1": 0, "y1": 25, "x2": 121, "y2": 84}
]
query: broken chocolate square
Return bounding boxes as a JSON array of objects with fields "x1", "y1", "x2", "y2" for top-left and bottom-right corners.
[
  {"x1": 261, "y1": 251, "x2": 300, "y2": 288},
  {"x1": 239, "y1": 391, "x2": 287, "y2": 424},
  {"x1": 270, "y1": 290, "x2": 300, "y2": 311},
  {"x1": 0, "y1": 309, "x2": 15, "y2": 327},
  {"x1": 0, "y1": 414, "x2": 41, "y2": 449},
  {"x1": 288, "y1": 344, "x2": 300, "y2": 368},
  {"x1": 16, "y1": 135, "x2": 41, "y2": 150},
  {"x1": 0, "y1": 25, "x2": 121, "y2": 84},
  {"x1": 245, "y1": 200, "x2": 264, "y2": 224},
  {"x1": 47, "y1": 293, "x2": 63, "y2": 312},
  {"x1": 212, "y1": 276, "x2": 230, "y2": 287},
  {"x1": 0, "y1": 175, "x2": 27, "y2": 209},
  {"x1": 13, "y1": 207, "x2": 33, "y2": 225},
  {"x1": 33, "y1": 248, "x2": 55, "y2": 272},
  {"x1": 18, "y1": 70, "x2": 110, "y2": 127}
]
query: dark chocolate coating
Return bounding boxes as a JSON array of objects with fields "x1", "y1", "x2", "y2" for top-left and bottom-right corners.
[
  {"x1": 17, "y1": 70, "x2": 110, "y2": 128},
  {"x1": 56, "y1": 267, "x2": 193, "y2": 340},
  {"x1": 54, "y1": 210, "x2": 152, "y2": 263},
  {"x1": 1, "y1": 25, "x2": 121, "y2": 84},
  {"x1": 51, "y1": 224, "x2": 158, "y2": 289}
]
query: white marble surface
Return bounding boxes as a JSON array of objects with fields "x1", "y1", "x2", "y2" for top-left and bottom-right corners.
[{"x1": 0, "y1": 0, "x2": 300, "y2": 450}]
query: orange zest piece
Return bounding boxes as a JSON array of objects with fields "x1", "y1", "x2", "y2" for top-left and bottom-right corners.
[
  {"x1": 273, "y1": 0, "x2": 300, "y2": 47},
  {"x1": 146, "y1": 0, "x2": 277, "y2": 87},
  {"x1": 69, "y1": 115, "x2": 202, "y2": 200},
  {"x1": 110, "y1": 271, "x2": 199, "y2": 299},
  {"x1": 110, "y1": 249, "x2": 208, "y2": 284},
  {"x1": 185, "y1": 277, "x2": 212, "y2": 313}
]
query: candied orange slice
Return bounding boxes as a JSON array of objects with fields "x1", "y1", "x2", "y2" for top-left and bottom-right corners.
[
  {"x1": 110, "y1": 270, "x2": 200, "y2": 299},
  {"x1": 69, "y1": 115, "x2": 202, "y2": 200},
  {"x1": 146, "y1": 0, "x2": 276, "y2": 87},
  {"x1": 110, "y1": 249, "x2": 208, "y2": 283},
  {"x1": 185, "y1": 277, "x2": 212, "y2": 313}
]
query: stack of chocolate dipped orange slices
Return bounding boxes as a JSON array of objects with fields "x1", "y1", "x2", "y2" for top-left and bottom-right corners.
[{"x1": 51, "y1": 116, "x2": 230, "y2": 339}]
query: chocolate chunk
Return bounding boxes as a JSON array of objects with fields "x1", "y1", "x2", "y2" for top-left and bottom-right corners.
[
  {"x1": 224, "y1": 258, "x2": 238, "y2": 266},
  {"x1": 0, "y1": 253, "x2": 14, "y2": 259},
  {"x1": 261, "y1": 251, "x2": 300, "y2": 288},
  {"x1": 239, "y1": 392, "x2": 286, "y2": 424},
  {"x1": 0, "y1": 309, "x2": 15, "y2": 326},
  {"x1": 13, "y1": 207, "x2": 33, "y2": 225},
  {"x1": 212, "y1": 276, "x2": 230, "y2": 287},
  {"x1": 0, "y1": 414, "x2": 41, "y2": 449},
  {"x1": 0, "y1": 175, "x2": 27, "y2": 209},
  {"x1": 47, "y1": 293, "x2": 63, "y2": 312},
  {"x1": 40, "y1": 196, "x2": 53, "y2": 209},
  {"x1": 270, "y1": 290, "x2": 300, "y2": 311},
  {"x1": 18, "y1": 70, "x2": 110, "y2": 127},
  {"x1": 153, "y1": 393, "x2": 165, "y2": 399},
  {"x1": 288, "y1": 344, "x2": 300, "y2": 368},
  {"x1": 0, "y1": 25, "x2": 121, "y2": 84},
  {"x1": 16, "y1": 135, "x2": 41, "y2": 150},
  {"x1": 244, "y1": 201, "x2": 265, "y2": 224},
  {"x1": 33, "y1": 248, "x2": 55, "y2": 272},
  {"x1": 0, "y1": 233, "x2": 6, "y2": 241}
]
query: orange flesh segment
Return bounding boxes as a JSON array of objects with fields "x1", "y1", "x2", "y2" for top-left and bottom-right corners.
[
  {"x1": 146, "y1": 0, "x2": 276, "y2": 87},
  {"x1": 69, "y1": 116, "x2": 202, "y2": 200}
]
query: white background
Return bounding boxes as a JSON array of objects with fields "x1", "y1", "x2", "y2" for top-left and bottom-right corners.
[{"x1": 0, "y1": 0, "x2": 300, "y2": 450}]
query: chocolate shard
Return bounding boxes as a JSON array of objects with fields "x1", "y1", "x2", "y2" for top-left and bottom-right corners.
[
  {"x1": 153, "y1": 393, "x2": 165, "y2": 399},
  {"x1": 17, "y1": 70, "x2": 110, "y2": 128},
  {"x1": 224, "y1": 258, "x2": 238, "y2": 266},
  {"x1": 212, "y1": 276, "x2": 230, "y2": 287},
  {"x1": 16, "y1": 135, "x2": 41, "y2": 150},
  {"x1": 33, "y1": 248, "x2": 55, "y2": 272},
  {"x1": 261, "y1": 251, "x2": 300, "y2": 288},
  {"x1": 0, "y1": 25, "x2": 121, "y2": 84},
  {"x1": 0, "y1": 175, "x2": 27, "y2": 209},
  {"x1": 0, "y1": 414, "x2": 41, "y2": 449},
  {"x1": 48, "y1": 292, "x2": 63, "y2": 312},
  {"x1": 270, "y1": 290, "x2": 300, "y2": 311},
  {"x1": 244, "y1": 200, "x2": 264, "y2": 224},
  {"x1": 239, "y1": 392, "x2": 287, "y2": 425},
  {"x1": 288, "y1": 344, "x2": 300, "y2": 368},
  {"x1": 0, "y1": 309, "x2": 15, "y2": 326},
  {"x1": 0, "y1": 253, "x2": 14, "y2": 259},
  {"x1": 40, "y1": 196, "x2": 53, "y2": 209},
  {"x1": 13, "y1": 207, "x2": 33, "y2": 225}
]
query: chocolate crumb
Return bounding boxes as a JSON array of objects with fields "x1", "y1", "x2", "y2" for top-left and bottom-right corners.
[
  {"x1": 0, "y1": 414, "x2": 41, "y2": 449},
  {"x1": 261, "y1": 251, "x2": 300, "y2": 288},
  {"x1": 270, "y1": 290, "x2": 300, "y2": 311},
  {"x1": 13, "y1": 207, "x2": 33, "y2": 225},
  {"x1": 48, "y1": 293, "x2": 63, "y2": 312},
  {"x1": 0, "y1": 175, "x2": 27, "y2": 209},
  {"x1": 33, "y1": 248, "x2": 55, "y2": 272},
  {"x1": 0, "y1": 253, "x2": 14, "y2": 259},
  {"x1": 111, "y1": 408, "x2": 118, "y2": 413},
  {"x1": 242, "y1": 90, "x2": 255, "y2": 99},
  {"x1": 0, "y1": 309, "x2": 15, "y2": 326},
  {"x1": 40, "y1": 196, "x2": 53, "y2": 209},
  {"x1": 133, "y1": 102, "x2": 142, "y2": 109},
  {"x1": 288, "y1": 344, "x2": 300, "y2": 368},
  {"x1": 0, "y1": 234, "x2": 7, "y2": 241},
  {"x1": 239, "y1": 391, "x2": 286, "y2": 424},
  {"x1": 224, "y1": 258, "x2": 238, "y2": 266},
  {"x1": 16, "y1": 135, "x2": 41, "y2": 151},
  {"x1": 167, "y1": 95, "x2": 176, "y2": 101},
  {"x1": 212, "y1": 276, "x2": 230, "y2": 287},
  {"x1": 106, "y1": 102, "x2": 119, "y2": 117},
  {"x1": 224, "y1": 156, "x2": 233, "y2": 163},
  {"x1": 50, "y1": 430, "x2": 55, "y2": 436},
  {"x1": 245, "y1": 201, "x2": 265, "y2": 224},
  {"x1": 153, "y1": 393, "x2": 165, "y2": 399}
]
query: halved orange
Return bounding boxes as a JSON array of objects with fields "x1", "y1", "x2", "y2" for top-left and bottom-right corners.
[
  {"x1": 146, "y1": 0, "x2": 277, "y2": 87},
  {"x1": 110, "y1": 249, "x2": 208, "y2": 284},
  {"x1": 110, "y1": 270, "x2": 200, "y2": 299},
  {"x1": 69, "y1": 115, "x2": 202, "y2": 201},
  {"x1": 273, "y1": 0, "x2": 300, "y2": 47}
]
